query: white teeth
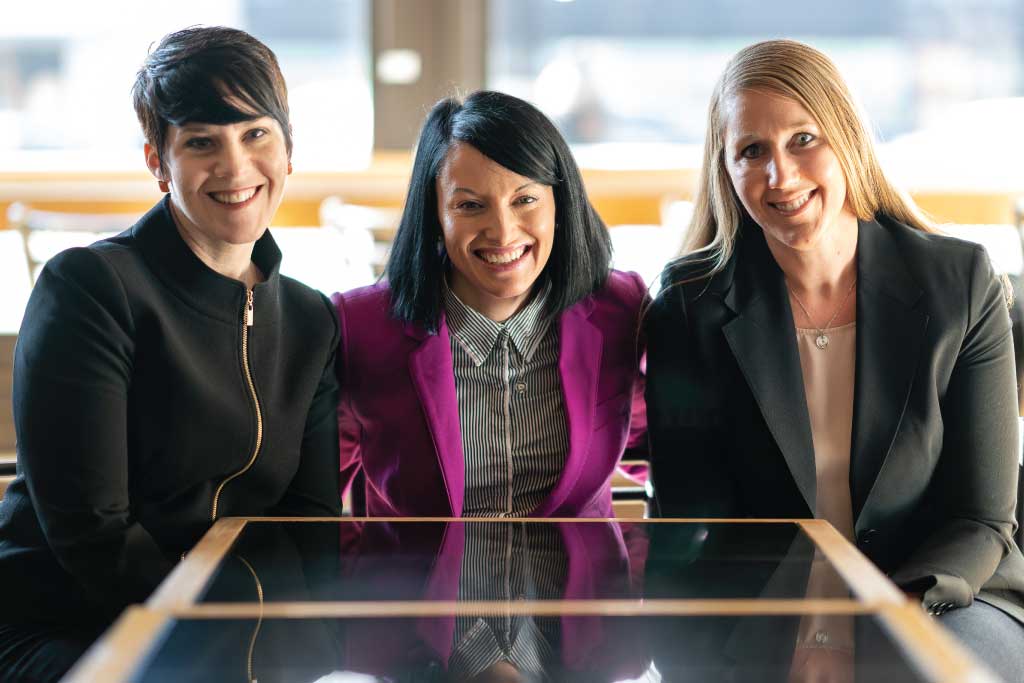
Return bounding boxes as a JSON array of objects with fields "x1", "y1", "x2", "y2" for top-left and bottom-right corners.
[
  {"x1": 772, "y1": 192, "x2": 812, "y2": 212},
  {"x1": 480, "y1": 246, "x2": 526, "y2": 264},
  {"x1": 211, "y1": 188, "x2": 257, "y2": 204}
]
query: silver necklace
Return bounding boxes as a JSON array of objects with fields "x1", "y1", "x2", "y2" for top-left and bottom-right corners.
[{"x1": 787, "y1": 278, "x2": 857, "y2": 350}]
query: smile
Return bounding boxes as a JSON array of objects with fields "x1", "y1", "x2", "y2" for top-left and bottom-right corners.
[
  {"x1": 475, "y1": 245, "x2": 531, "y2": 265},
  {"x1": 209, "y1": 186, "x2": 261, "y2": 206},
  {"x1": 769, "y1": 189, "x2": 815, "y2": 215}
]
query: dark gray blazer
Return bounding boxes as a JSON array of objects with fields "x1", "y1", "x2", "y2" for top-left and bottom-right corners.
[{"x1": 645, "y1": 215, "x2": 1024, "y2": 622}]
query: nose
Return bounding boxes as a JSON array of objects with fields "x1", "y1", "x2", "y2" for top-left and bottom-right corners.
[
  {"x1": 766, "y1": 149, "x2": 798, "y2": 190},
  {"x1": 213, "y1": 138, "x2": 248, "y2": 179},
  {"x1": 485, "y1": 206, "x2": 519, "y2": 245}
]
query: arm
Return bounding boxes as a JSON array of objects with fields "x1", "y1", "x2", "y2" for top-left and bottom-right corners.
[
  {"x1": 15, "y1": 248, "x2": 173, "y2": 613},
  {"x1": 271, "y1": 293, "x2": 343, "y2": 517},
  {"x1": 645, "y1": 281, "x2": 737, "y2": 518},
  {"x1": 624, "y1": 271, "x2": 649, "y2": 460},
  {"x1": 330, "y1": 291, "x2": 364, "y2": 507},
  {"x1": 889, "y1": 247, "x2": 1019, "y2": 607}
]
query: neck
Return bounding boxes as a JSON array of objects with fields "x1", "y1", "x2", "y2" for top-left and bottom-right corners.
[
  {"x1": 766, "y1": 213, "x2": 859, "y2": 297},
  {"x1": 449, "y1": 276, "x2": 531, "y2": 323},
  {"x1": 170, "y1": 201, "x2": 263, "y2": 289}
]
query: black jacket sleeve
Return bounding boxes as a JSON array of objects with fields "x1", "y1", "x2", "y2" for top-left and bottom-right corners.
[
  {"x1": 890, "y1": 246, "x2": 1020, "y2": 607},
  {"x1": 271, "y1": 293, "x2": 342, "y2": 517},
  {"x1": 14, "y1": 248, "x2": 173, "y2": 611},
  {"x1": 645, "y1": 280, "x2": 738, "y2": 519}
]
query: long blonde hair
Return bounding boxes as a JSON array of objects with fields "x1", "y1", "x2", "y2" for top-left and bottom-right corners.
[{"x1": 682, "y1": 39, "x2": 936, "y2": 277}]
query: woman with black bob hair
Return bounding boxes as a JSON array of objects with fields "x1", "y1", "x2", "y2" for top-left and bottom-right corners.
[
  {"x1": 0, "y1": 26, "x2": 340, "y2": 681},
  {"x1": 334, "y1": 90, "x2": 646, "y2": 518}
]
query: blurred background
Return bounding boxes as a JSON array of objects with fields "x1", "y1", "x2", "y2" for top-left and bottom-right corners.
[{"x1": 1, "y1": 0, "x2": 1024, "y2": 328}]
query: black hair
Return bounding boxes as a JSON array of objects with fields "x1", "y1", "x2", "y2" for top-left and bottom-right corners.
[
  {"x1": 386, "y1": 90, "x2": 611, "y2": 331},
  {"x1": 131, "y1": 26, "x2": 291, "y2": 168}
]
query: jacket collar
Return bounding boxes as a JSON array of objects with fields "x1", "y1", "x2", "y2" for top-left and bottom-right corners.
[
  {"x1": 715, "y1": 217, "x2": 928, "y2": 521},
  {"x1": 849, "y1": 217, "x2": 927, "y2": 521},
  {"x1": 131, "y1": 195, "x2": 284, "y2": 326},
  {"x1": 720, "y1": 223, "x2": 819, "y2": 514}
]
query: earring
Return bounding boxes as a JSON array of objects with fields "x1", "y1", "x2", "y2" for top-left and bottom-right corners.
[{"x1": 158, "y1": 180, "x2": 169, "y2": 193}]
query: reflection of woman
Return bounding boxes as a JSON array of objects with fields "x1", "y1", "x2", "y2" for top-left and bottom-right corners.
[
  {"x1": 0, "y1": 27, "x2": 340, "y2": 681},
  {"x1": 334, "y1": 91, "x2": 646, "y2": 518},
  {"x1": 645, "y1": 39, "x2": 1024, "y2": 678},
  {"x1": 336, "y1": 519, "x2": 647, "y2": 682}
]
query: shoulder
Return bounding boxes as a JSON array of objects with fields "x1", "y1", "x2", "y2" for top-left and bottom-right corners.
[
  {"x1": 331, "y1": 281, "x2": 413, "y2": 361},
  {"x1": 330, "y1": 281, "x2": 394, "y2": 325},
  {"x1": 875, "y1": 215, "x2": 986, "y2": 286},
  {"x1": 649, "y1": 251, "x2": 722, "y2": 319},
  {"x1": 586, "y1": 269, "x2": 647, "y2": 314},
  {"x1": 278, "y1": 276, "x2": 340, "y2": 347},
  {"x1": 34, "y1": 241, "x2": 135, "y2": 313}
]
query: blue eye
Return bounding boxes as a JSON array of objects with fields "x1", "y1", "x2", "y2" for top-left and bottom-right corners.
[
  {"x1": 185, "y1": 137, "x2": 212, "y2": 150},
  {"x1": 795, "y1": 132, "x2": 815, "y2": 145},
  {"x1": 740, "y1": 143, "x2": 762, "y2": 159}
]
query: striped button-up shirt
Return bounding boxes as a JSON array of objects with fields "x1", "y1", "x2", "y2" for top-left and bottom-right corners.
[
  {"x1": 444, "y1": 285, "x2": 569, "y2": 517},
  {"x1": 448, "y1": 522, "x2": 568, "y2": 680}
]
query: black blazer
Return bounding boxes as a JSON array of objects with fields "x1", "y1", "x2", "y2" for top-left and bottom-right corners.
[{"x1": 645, "y1": 215, "x2": 1024, "y2": 621}]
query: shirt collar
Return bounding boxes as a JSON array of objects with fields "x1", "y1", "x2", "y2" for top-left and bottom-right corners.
[{"x1": 443, "y1": 282, "x2": 552, "y2": 366}]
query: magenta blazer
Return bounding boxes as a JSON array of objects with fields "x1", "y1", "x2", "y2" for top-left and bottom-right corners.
[{"x1": 331, "y1": 270, "x2": 647, "y2": 517}]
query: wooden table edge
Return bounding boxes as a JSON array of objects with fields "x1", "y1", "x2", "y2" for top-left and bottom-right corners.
[
  {"x1": 157, "y1": 597, "x2": 875, "y2": 619},
  {"x1": 60, "y1": 607, "x2": 168, "y2": 683},
  {"x1": 147, "y1": 517, "x2": 247, "y2": 609},
  {"x1": 797, "y1": 519, "x2": 906, "y2": 605},
  {"x1": 877, "y1": 603, "x2": 1001, "y2": 683}
]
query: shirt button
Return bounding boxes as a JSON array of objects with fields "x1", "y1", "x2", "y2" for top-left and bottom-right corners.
[{"x1": 515, "y1": 381, "x2": 527, "y2": 394}]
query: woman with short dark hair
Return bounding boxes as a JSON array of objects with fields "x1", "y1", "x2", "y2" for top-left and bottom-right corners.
[
  {"x1": 334, "y1": 90, "x2": 646, "y2": 518},
  {"x1": 0, "y1": 26, "x2": 340, "y2": 681}
]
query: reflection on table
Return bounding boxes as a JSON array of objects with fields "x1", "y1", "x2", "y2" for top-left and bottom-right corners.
[{"x1": 63, "y1": 519, "x2": 997, "y2": 683}]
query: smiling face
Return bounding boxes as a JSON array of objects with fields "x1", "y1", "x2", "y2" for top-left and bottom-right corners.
[
  {"x1": 146, "y1": 115, "x2": 289, "y2": 254},
  {"x1": 722, "y1": 89, "x2": 856, "y2": 255},
  {"x1": 436, "y1": 142, "x2": 556, "y2": 322}
]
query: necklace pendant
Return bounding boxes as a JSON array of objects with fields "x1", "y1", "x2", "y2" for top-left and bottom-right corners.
[{"x1": 815, "y1": 333, "x2": 829, "y2": 350}]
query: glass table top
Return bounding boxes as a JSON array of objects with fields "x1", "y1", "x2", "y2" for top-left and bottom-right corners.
[
  {"x1": 192, "y1": 520, "x2": 855, "y2": 605},
  {"x1": 121, "y1": 611, "x2": 929, "y2": 683}
]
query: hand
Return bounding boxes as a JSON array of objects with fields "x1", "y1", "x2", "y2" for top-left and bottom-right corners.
[{"x1": 789, "y1": 646, "x2": 854, "y2": 683}]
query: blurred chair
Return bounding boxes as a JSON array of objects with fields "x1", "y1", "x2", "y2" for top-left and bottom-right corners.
[
  {"x1": 608, "y1": 199, "x2": 692, "y2": 294},
  {"x1": 612, "y1": 459, "x2": 653, "y2": 518},
  {"x1": 7, "y1": 202, "x2": 140, "y2": 285},
  {"x1": 318, "y1": 196, "x2": 399, "y2": 282}
]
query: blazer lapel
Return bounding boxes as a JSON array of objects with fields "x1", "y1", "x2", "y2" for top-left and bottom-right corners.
[
  {"x1": 722, "y1": 230, "x2": 817, "y2": 514},
  {"x1": 407, "y1": 317, "x2": 464, "y2": 516},
  {"x1": 532, "y1": 298, "x2": 602, "y2": 517},
  {"x1": 850, "y1": 219, "x2": 929, "y2": 520}
]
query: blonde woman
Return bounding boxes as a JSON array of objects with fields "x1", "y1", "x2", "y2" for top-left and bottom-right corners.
[{"x1": 645, "y1": 39, "x2": 1024, "y2": 679}]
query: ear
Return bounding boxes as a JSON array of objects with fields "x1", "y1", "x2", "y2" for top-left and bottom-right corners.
[{"x1": 144, "y1": 143, "x2": 164, "y2": 180}]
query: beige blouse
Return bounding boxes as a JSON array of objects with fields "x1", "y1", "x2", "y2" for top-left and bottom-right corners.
[
  {"x1": 795, "y1": 322, "x2": 857, "y2": 542},
  {"x1": 795, "y1": 322, "x2": 857, "y2": 654}
]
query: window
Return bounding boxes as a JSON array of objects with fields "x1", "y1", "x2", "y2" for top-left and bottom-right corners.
[
  {"x1": 0, "y1": 0, "x2": 372, "y2": 171},
  {"x1": 488, "y1": 0, "x2": 1024, "y2": 177}
]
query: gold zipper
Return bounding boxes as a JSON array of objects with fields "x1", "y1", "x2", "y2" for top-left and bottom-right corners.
[
  {"x1": 237, "y1": 555, "x2": 264, "y2": 683},
  {"x1": 211, "y1": 289, "x2": 263, "y2": 520}
]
